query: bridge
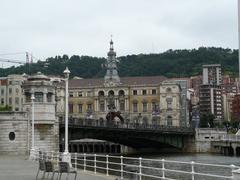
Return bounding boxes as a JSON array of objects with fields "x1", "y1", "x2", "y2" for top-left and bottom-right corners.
[{"x1": 59, "y1": 118, "x2": 194, "y2": 152}]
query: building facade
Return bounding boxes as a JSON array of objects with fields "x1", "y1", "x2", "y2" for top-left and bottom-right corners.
[
  {"x1": 68, "y1": 40, "x2": 185, "y2": 126},
  {"x1": 0, "y1": 74, "x2": 26, "y2": 111}
]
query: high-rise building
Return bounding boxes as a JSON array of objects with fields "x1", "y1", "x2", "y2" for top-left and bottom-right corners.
[
  {"x1": 202, "y1": 64, "x2": 222, "y2": 85},
  {"x1": 199, "y1": 64, "x2": 223, "y2": 122}
]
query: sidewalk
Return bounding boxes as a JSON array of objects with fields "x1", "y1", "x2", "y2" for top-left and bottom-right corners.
[{"x1": 0, "y1": 155, "x2": 117, "y2": 180}]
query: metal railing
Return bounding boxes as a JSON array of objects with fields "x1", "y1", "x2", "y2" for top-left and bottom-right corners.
[
  {"x1": 221, "y1": 134, "x2": 240, "y2": 142},
  {"x1": 59, "y1": 118, "x2": 194, "y2": 134},
  {"x1": 33, "y1": 150, "x2": 239, "y2": 180}
]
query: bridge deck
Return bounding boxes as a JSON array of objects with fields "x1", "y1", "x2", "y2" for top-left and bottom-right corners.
[{"x1": 0, "y1": 155, "x2": 117, "y2": 180}]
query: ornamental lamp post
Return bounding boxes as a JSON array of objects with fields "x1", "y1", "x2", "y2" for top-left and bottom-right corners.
[
  {"x1": 62, "y1": 67, "x2": 71, "y2": 163},
  {"x1": 29, "y1": 93, "x2": 35, "y2": 159}
]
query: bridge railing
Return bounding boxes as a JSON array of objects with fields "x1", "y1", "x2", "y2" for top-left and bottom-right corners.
[
  {"x1": 221, "y1": 134, "x2": 240, "y2": 142},
  {"x1": 33, "y1": 150, "x2": 239, "y2": 180},
  {"x1": 60, "y1": 118, "x2": 194, "y2": 133}
]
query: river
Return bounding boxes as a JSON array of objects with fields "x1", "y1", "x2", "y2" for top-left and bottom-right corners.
[{"x1": 126, "y1": 153, "x2": 240, "y2": 180}]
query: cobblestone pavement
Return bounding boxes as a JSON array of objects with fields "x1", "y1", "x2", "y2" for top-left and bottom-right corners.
[{"x1": 0, "y1": 155, "x2": 117, "y2": 180}]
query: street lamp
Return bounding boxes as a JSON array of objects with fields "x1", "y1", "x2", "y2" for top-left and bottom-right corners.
[
  {"x1": 62, "y1": 67, "x2": 71, "y2": 163},
  {"x1": 29, "y1": 93, "x2": 35, "y2": 159}
]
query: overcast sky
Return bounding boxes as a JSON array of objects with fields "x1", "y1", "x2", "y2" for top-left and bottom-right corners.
[{"x1": 0, "y1": 0, "x2": 238, "y2": 65}]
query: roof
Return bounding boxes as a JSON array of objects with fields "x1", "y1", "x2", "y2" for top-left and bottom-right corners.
[{"x1": 69, "y1": 76, "x2": 167, "y2": 88}]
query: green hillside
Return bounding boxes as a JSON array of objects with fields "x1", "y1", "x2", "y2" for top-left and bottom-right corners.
[{"x1": 0, "y1": 47, "x2": 238, "y2": 78}]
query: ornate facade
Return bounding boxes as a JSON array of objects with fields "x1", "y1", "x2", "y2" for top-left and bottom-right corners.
[{"x1": 68, "y1": 40, "x2": 183, "y2": 126}]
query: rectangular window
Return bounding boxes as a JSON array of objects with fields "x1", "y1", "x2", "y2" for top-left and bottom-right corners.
[
  {"x1": 1, "y1": 89, "x2": 4, "y2": 96},
  {"x1": 133, "y1": 103, "x2": 138, "y2": 112},
  {"x1": 100, "y1": 103, "x2": 105, "y2": 112},
  {"x1": 1, "y1": 98, "x2": 4, "y2": 105},
  {"x1": 69, "y1": 104, "x2": 73, "y2": 113},
  {"x1": 120, "y1": 102, "x2": 125, "y2": 111},
  {"x1": 35, "y1": 92, "x2": 43, "y2": 102},
  {"x1": 47, "y1": 93, "x2": 52, "y2": 102},
  {"x1": 15, "y1": 97, "x2": 19, "y2": 105},
  {"x1": 87, "y1": 104, "x2": 93, "y2": 111},
  {"x1": 78, "y1": 104, "x2": 83, "y2": 113},
  {"x1": 133, "y1": 90, "x2": 137, "y2": 95},
  {"x1": 9, "y1": 97, "x2": 12, "y2": 105},
  {"x1": 152, "y1": 89, "x2": 156, "y2": 95},
  {"x1": 142, "y1": 90, "x2": 147, "y2": 95},
  {"x1": 78, "y1": 91, "x2": 83, "y2": 97},
  {"x1": 142, "y1": 102, "x2": 147, "y2": 112},
  {"x1": 9, "y1": 88, "x2": 12, "y2": 95},
  {"x1": 87, "y1": 91, "x2": 92, "y2": 96},
  {"x1": 69, "y1": 92, "x2": 73, "y2": 97}
]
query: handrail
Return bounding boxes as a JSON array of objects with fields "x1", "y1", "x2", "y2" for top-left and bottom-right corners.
[{"x1": 32, "y1": 150, "x2": 238, "y2": 180}]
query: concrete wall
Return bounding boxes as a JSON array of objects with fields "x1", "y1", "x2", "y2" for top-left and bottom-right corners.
[{"x1": 0, "y1": 112, "x2": 29, "y2": 155}]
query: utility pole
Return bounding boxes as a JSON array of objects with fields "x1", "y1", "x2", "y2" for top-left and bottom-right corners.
[{"x1": 238, "y1": 0, "x2": 240, "y2": 80}]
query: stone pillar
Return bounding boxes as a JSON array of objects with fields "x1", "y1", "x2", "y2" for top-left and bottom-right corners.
[
  {"x1": 125, "y1": 98, "x2": 129, "y2": 111},
  {"x1": 105, "y1": 99, "x2": 107, "y2": 111},
  {"x1": 115, "y1": 98, "x2": 117, "y2": 110},
  {"x1": 43, "y1": 89, "x2": 47, "y2": 103},
  {"x1": 96, "y1": 99, "x2": 99, "y2": 112}
]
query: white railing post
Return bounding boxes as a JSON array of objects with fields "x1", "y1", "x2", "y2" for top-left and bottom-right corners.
[
  {"x1": 139, "y1": 157, "x2": 142, "y2": 180},
  {"x1": 191, "y1": 161, "x2": 195, "y2": 180},
  {"x1": 75, "y1": 153, "x2": 77, "y2": 171},
  {"x1": 94, "y1": 154, "x2": 97, "y2": 174},
  {"x1": 162, "y1": 159, "x2": 165, "y2": 179},
  {"x1": 84, "y1": 153, "x2": 86, "y2": 171},
  {"x1": 106, "y1": 155, "x2": 109, "y2": 176},
  {"x1": 120, "y1": 156, "x2": 123, "y2": 179},
  {"x1": 51, "y1": 151, "x2": 54, "y2": 161}
]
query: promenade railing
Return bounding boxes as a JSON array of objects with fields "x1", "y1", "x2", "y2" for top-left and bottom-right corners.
[{"x1": 33, "y1": 150, "x2": 239, "y2": 180}]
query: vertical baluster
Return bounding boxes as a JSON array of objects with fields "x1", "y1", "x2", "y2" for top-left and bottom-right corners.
[
  {"x1": 106, "y1": 155, "x2": 109, "y2": 176},
  {"x1": 51, "y1": 151, "x2": 54, "y2": 161},
  {"x1": 139, "y1": 157, "x2": 142, "y2": 180},
  {"x1": 162, "y1": 159, "x2": 165, "y2": 179},
  {"x1": 120, "y1": 156, "x2": 123, "y2": 179},
  {"x1": 75, "y1": 153, "x2": 77, "y2": 170},
  {"x1": 84, "y1": 153, "x2": 86, "y2": 171},
  {"x1": 94, "y1": 154, "x2": 96, "y2": 174},
  {"x1": 191, "y1": 161, "x2": 195, "y2": 180}
]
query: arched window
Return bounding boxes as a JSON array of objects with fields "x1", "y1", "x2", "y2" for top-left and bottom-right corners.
[
  {"x1": 98, "y1": 91, "x2": 105, "y2": 97},
  {"x1": 108, "y1": 90, "x2": 114, "y2": 96},
  {"x1": 118, "y1": 90, "x2": 125, "y2": 96},
  {"x1": 166, "y1": 87, "x2": 172, "y2": 93}
]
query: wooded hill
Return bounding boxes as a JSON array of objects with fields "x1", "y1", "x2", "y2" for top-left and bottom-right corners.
[{"x1": 0, "y1": 47, "x2": 238, "y2": 78}]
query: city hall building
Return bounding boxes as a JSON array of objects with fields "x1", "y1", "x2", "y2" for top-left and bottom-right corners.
[{"x1": 68, "y1": 40, "x2": 187, "y2": 127}]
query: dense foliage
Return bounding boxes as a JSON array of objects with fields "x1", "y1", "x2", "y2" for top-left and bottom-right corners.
[
  {"x1": 0, "y1": 47, "x2": 238, "y2": 78},
  {"x1": 0, "y1": 105, "x2": 12, "y2": 111}
]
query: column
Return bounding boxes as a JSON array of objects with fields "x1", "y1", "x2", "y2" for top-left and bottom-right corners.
[
  {"x1": 105, "y1": 99, "x2": 107, "y2": 111},
  {"x1": 43, "y1": 89, "x2": 47, "y2": 103}
]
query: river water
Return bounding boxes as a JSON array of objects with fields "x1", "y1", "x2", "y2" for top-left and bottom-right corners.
[
  {"x1": 81, "y1": 152, "x2": 240, "y2": 179},
  {"x1": 125, "y1": 153, "x2": 240, "y2": 180}
]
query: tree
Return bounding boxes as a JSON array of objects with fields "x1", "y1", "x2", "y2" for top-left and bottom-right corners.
[{"x1": 200, "y1": 113, "x2": 215, "y2": 128}]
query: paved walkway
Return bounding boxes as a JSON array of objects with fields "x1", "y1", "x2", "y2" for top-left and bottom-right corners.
[{"x1": 0, "y1": 155, "x2": 118, "y2": 180}]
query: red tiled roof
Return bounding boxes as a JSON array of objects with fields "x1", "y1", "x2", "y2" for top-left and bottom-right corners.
[{"x1": 69, "y1": 76, "x2": 167, "y2": 88}]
